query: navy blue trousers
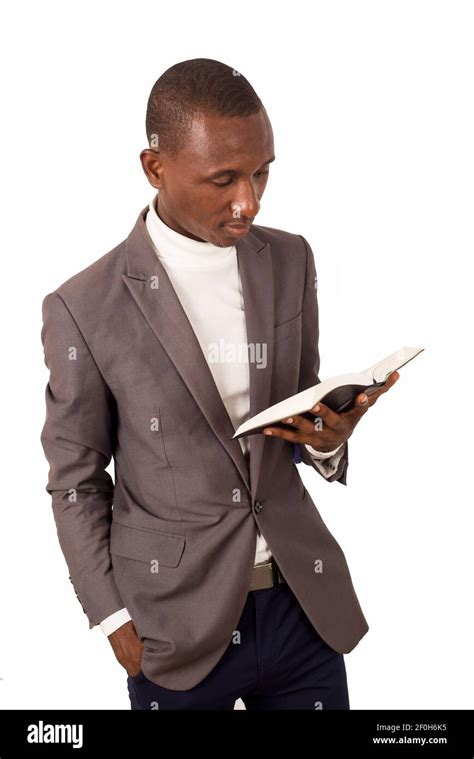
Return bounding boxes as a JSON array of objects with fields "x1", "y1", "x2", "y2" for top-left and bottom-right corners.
[{"x1": 127, "y1": 580, "x2": 350, "y2": 710}]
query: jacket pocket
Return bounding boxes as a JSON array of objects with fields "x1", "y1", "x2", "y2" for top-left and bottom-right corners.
[
  {"x1": 110, "y1": 521, "x2": 185, "y2": 568},
  {"x1": 273, "y1": 311, "x2": 302, "y2": 342}
]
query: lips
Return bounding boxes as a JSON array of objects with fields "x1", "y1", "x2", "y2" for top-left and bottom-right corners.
[{"x1": 222, "y1": 222, "x2": 251, "y2": 238}]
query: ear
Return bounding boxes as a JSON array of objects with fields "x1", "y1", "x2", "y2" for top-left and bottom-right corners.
[{"x1": 139, "y1": 148, "x2": 164, "y2": 189}]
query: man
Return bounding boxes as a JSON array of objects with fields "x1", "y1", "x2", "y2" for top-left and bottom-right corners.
[{"x1": 40, "y1": 58, "x2": 399, "y2": 710}]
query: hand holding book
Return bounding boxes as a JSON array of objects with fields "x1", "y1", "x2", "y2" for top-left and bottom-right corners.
[
  {"x1": 232, "y1": 346, "x2": 424, "y2": 453},
  {"x1": 261, "y1": 369, "x2": 400, "y2": 453}
]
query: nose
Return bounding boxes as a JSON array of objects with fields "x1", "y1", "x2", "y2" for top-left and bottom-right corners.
[{"x1": 230, "y1": 181, "x2": 260, "y2": 221}]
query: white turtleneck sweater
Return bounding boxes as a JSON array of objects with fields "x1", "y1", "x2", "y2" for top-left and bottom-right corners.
[{"x1": 99, "y1": 197, "x2": 345, "y2": 636}]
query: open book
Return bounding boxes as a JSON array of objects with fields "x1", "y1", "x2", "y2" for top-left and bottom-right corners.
[{"x1": 232, "y1": 346, "x2": 424, "y2": 440}]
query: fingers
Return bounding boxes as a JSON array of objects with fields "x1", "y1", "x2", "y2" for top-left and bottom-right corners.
[
  {"x1": 383, "y1": 370, "x2": 400, "y2": 389},
  {"x1": 307, "y1": 402, "x2": 346, "y2": 432},
  {"x1": 263, "y1": 371, "x2": 401, "y2": 439},
  {"x1": 262, "y1": 425, "x2": 303, "y2": 442},
  {"x1": 344, "y1": 370, "x2": 400, "y2": 420},
  {"x1": 262, "y1": 412, "x2": 323, "y2": 441},
  {"x1": 278, "y1": 413, "x2": 317, "y2": 434},
  {"x1": 263, "y1": 409, "x2": 331, "y2": 439},
  {"x1": 364, "y1": 370, "x2": 400, "y2": 406}
]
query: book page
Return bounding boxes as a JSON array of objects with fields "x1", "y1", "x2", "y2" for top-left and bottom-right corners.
[
  {"x1": 364, "y1": 346, "x2": 424, "y2": 383},
  {"x1": 233, "y1": 373, "x2": 370, "y2": 437}
]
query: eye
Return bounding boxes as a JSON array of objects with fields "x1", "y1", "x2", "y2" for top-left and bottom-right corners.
[
  {"x1": 213, "y1": 178, "x2": 234, "y2": 188},
  {"x1": 212, "y1": 170, "x2": 269, "y2": 188}
]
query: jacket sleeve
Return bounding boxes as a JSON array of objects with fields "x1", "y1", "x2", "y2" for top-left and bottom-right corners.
[
  {"x1": 40, "y1": 291, "x2": 125, "y2": 628},
  {"x1": 295, "y1": 235, "x2": 349, "y2": 485}
]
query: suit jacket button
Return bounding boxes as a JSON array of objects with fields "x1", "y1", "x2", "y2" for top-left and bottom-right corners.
[{"x1": 254, "y1": 500, "x2": 263, "y2": 514}]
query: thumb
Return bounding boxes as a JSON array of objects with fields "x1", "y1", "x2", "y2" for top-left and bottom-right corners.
[{"x1": 357, "y1": 392, "x2": 369, "y2": 409}]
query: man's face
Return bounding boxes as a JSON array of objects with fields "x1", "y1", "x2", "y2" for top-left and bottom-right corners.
[{"x1": 140, "y1": 109, "x2": 275, "y2": 247}]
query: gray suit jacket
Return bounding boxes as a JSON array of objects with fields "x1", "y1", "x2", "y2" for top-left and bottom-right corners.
[{"x1": 40, "y1": 205, "x2": 368, "y2": 690}]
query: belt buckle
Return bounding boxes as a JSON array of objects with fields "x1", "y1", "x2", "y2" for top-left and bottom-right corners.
[
  {"x1": 250, "y1": 559, "x2": 284, "y2": 591},
  {"x1": 271, "y1": 559, "x2": 280, "y2": 585}
]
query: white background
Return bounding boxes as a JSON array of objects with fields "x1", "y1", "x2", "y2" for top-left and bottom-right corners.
[{"x1": 1, "y1": 0, "x2": 473, "y2": 709}]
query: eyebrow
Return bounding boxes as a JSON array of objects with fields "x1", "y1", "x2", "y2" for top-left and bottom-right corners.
[{"x1": 206, "y1": 155, "x2": 276, "y2": 179}]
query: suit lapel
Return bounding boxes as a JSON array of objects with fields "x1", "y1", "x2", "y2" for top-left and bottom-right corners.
[
  {"x1": 236, "y1": 233, "x2": 274, "y2": 497},
  {"x1": 122, "y1": 206, "x2": 274, "y2": 499}
]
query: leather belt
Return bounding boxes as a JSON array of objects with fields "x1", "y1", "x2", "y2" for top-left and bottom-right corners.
[{"x1": 249, "y1": 558, "x2": 286, "y2": 591}]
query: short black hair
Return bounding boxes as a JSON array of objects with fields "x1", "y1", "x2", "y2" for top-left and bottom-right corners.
[{"x1": 145, "y1": 58, "x2": 265, "y2": 157}]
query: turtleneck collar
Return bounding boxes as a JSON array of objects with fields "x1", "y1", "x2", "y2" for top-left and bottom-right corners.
[{"x1": 145, "y1": 194, "x2": 235, "y2": 268}]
